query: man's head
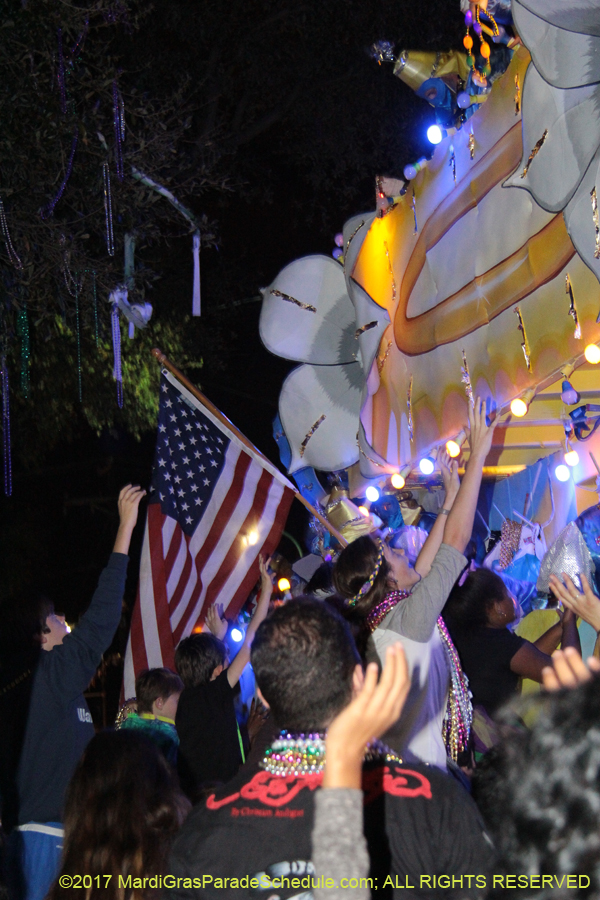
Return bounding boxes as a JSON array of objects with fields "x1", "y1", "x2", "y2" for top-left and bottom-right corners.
[
  {"x1": 135, "y1": 667, "x2": 184, "y2": 720},
  {"x1": 175, "y1": 633, "x2": 228, "y2": 688},
  {"x1": 42, "y1": 613, "x2": 70, "y2": 651},
  {"x1": 250, "y1": 598, "x2": 360, "y2": 733}
]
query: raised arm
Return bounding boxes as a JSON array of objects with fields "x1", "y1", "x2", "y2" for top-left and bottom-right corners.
[
  {"x1": 414, "y1": 449, "x2": 460, "y2": 578},
  {"x1": 443, "y1": 398, "x2": 495, "y2": 554},
  {"x1": 45, "y1": 485, "x2": 145, "y2": 699},
  {"x1": 113, "y1": 485, "x2": 147, "y2": 555},
  {"x1": 227, "y1": 555, "x2": 273, "y2": 688}
]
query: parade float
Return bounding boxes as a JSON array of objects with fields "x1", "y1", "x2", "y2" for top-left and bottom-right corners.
[{"x1": 261, "y1": 1, "x2": 600, "y2": 547}]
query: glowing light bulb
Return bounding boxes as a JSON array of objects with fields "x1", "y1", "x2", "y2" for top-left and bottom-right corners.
[
  {"x1": 277, "y1": 577, "x2": 291, "y2": 592},
  {"x1": 419, "y1": 457, "x2": 435, "y2": 475},
  {"x1": 365, "y1": 486, "x2": 380, "y2": 502},
  {"x1": 585, "y1": 344, "x2": 600, "y2": 364},
  {"x1": 446, "y1": 440, "x2": 461, "y2": 458},
  {"x1": 564, "y1": 449, "x2": 579, "y2": 467},
  {"x1": 510, "y1": 398, "x2": 528, "y2": 417},
  {"x1": 247, "y1": 529, "x2": 259, "y2": 546},
  {"x1": 230, "y1": 627, "x2": 244, "y2": 642},
  {"x1": 358, "y1": 506, "x2": 370, "y2": 517},
  {"x1": 561, "y1": 380, "x2": 580, "y2": 406},
  {"x1": 391, "y1": 473, "x2": 405, "y2": 490},
  {"x1": 427, "y1": 124, "x2": 443, "y2": 145},
  {"x1": 555, "y1": 464, "x2": 571, "y2": 482}
]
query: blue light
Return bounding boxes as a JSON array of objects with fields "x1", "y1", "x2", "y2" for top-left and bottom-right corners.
[
  {"x1": 365, "y1": 485, "x2": 380, "y2": 502},
  {"x1": 419, "y1": 457, "x2": 435, "y2": 475},
  {"x1": 230, "y1": 627, "x2": 244, "y2": 642},
  {"x1": 555, "y1": 464, "x2": 571, "y2": 483},
  {"x1": 427, "y1": 124, "x2": 443, "y2": 145}
]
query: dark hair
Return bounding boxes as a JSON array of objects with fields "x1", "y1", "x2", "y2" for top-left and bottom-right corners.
[
  {"x1": 174, "y1": 633, "x2": 227, "y2": 688},
  {"x1": 305, "y1": 561, "x2": 334, "y2": 597},
  {"x1": 48, "y1": 731, "x2": 189, "y2": 900},
  {"x1": 473, "y1": 675, "x2": 600, "y2": 898},
  {"x1": 333, "y1": 535, "x2": 391, "y2": 619},
  {"x1": 443, "y1": 566, "x2": 506, "y2": 629},
  {"x1": 251, "y1": 597, "x2": 359, "y2": 732},
  {"x1": 135, "y1": 668, "x2": 184, "y2": 715},
  {"x1": 0, "y1": 591, "x2": 54, "y2": 654}
]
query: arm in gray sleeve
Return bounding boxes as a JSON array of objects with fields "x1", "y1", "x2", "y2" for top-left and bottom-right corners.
[
  {"x1": 312, "y1": 789, "x2": 370, "y2": 900},
  {"x1": 385, "y1": 544, "x2": 467, "y2": 642}
]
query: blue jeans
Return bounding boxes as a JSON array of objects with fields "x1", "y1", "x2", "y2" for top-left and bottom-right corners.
[{"x1": 4, "y1": 823, "x2": 63, "y2": 900}]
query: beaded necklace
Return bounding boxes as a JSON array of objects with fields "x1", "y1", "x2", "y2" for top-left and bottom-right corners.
[
  {"x1": 366, "y1": 589, "x2": 410, "y2": 632},
  {"x1": 437, "y1": 616, "x2": 472, "y2": 762},
  {"x1": 367, "y1": 591, "x2": 472, "y2": 763},
  {"x1": 261, "y1": 730, "x2": 402, "y2": 778}
]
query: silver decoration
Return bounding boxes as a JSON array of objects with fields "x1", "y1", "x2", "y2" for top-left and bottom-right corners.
[{"x1": 536, "y1": 521, "x2": 595, "y2": 594}]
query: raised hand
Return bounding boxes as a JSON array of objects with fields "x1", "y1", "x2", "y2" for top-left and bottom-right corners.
[
  {"x1": 437, "y1": 448, "x2": 460, "y2": 504},
  {"x1": 323, "y1": 643, "x2": 409, "y2": 789},
  {"x1": 206, "y1": 603, "x2": 228, "y2": 641},
  {"x1": 246, "y1": 697, "x2": 270, "y2": 744},
  {"x1": 542, "y1": 646, "x2": 600, "y2": 691},
  {"x1": 113, "y1": 484, "x2": 146, "y2": 554},
  {"x1": 467, "y1": 397, "x2": 495, "y2": 463},
  {"x1": 258, "y1": 555, "x2": 274, "y2": 598},
  {"x1": 549, "y1": 572, "x2": 600, "y2": 631}
]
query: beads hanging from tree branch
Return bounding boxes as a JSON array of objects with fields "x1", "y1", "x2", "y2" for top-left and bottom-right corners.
[
  {"x1": 40, "y1": 132, "x2": 78, "y2": 219},
  {"x1": 17, "y1": 305, "x2": 30, "y2": 398},
  {"x1": 91, "y1": 270, "x2": 99, "y2": 347},
  {"x1": 103, "y1": 163, "x2": 115, "y2": 256},
  {"x1": 0, "y1": 199, "x2": 23, "y2": 270},
  {"x1": 1, "y1": 352, "x2": 12, "y2": 497},
  {"x1": 111, "y1": 303, "x2": 123, "y2": 408},
  {"x1": 113, "y1": 81, "x2": 125, "y2": 181}
]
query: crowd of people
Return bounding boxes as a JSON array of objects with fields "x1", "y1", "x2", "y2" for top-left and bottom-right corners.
[{"x1": 3, "y1": 400, "x2": 600, "y2": 900}]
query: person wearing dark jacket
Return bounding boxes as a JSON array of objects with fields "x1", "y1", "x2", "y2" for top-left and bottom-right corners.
[{"x1": 2, "y1": 484, "x2": 145, "y2": 900}]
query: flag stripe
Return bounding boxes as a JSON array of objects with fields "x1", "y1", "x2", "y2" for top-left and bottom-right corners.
[
  {"x1": 168, "y1": 443, "x2": 243, "y2": 625},
  {"x1": 170, "y1": 450, "x2": 253, "y2": 643},
  {"x1": 202, "y1": 468, "x2": 276, "y2": 614},
  {"x1": 224, "y1": 482, "x2": 294, "y2": 621}
]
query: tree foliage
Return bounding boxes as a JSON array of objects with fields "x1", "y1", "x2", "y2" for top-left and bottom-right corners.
[
  {"x1": 0, "y1": 0, "x2": 231, "y2": 458},
  {"x1": 0, "y1": 0, "x2": 463, "y2": 465}
]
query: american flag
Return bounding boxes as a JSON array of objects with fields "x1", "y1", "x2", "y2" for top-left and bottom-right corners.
[{"x1": 123, "y1": 370, "x2": 295, "y2": 696}]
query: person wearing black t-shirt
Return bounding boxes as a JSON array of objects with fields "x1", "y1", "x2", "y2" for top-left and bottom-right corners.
[
  {"x1": 444, "y1": 567, "x2": 580, "y2": 716},
  {"x1": 166, "y1": 599, "x2": 495, "y2": 900},
  {"x1": 174, "y1": 557, "x2": 273, "y2": 801}
]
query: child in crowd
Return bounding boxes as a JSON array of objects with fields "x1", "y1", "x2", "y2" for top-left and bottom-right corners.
[
  {"x1": 120, "y1": 668, "x2": 183, "y2": 766},
  {"x1": 174, "y1": 556, "x2": 273, "y2": 801}
]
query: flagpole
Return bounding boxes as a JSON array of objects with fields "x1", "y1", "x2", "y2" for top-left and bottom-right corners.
[{"x1": 151, "y1": 349, "x2": 348, "y2": 548}]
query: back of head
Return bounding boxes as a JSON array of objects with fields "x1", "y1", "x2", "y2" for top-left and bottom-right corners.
[
  {"x1": 53, "y1": 731, "x2": 188, "y2": 899},
  {"x1": 333, "y1": 535, "x2": 391, "y2": 617},
  {"x1": 474, "y1": 676, "x2": 600, "y2": 895},
  {"x1": 305, "y1": 561, "x2": 334, "y2": 598},
  {"x1": 0, "y1": 590, "x2": 54, "y2": 658},
  {"x1": 135, "y1": 668, "x2": 184, "y2": 714},
  {"x1": 443, "y1": 566, "x2": 504, "y2": 629},
  {"x1": 251, "y1": 597, "x2": 359, "y2": 732},
  {"x1": 175, "y1": 633, "x2": 227, "y2": 688}
]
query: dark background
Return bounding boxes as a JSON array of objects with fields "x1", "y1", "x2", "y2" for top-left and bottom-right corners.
[{"x1": 0, "y1": 0, "x2": 462, "y2": 637}]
